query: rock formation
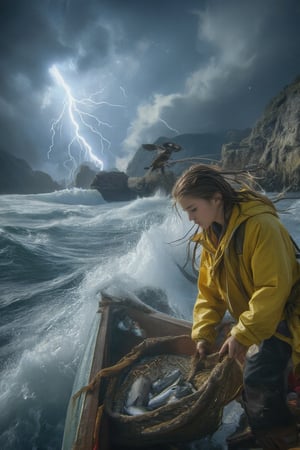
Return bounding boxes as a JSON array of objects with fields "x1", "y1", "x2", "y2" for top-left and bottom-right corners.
[
  {"x1": 91, "y1": 171, "x2": 137, "y2": 202},
  {"x1": 91, "y1": 130, "x2": 247, "y2": 202},
  {"x1": 127, "y1": 130, "x2": 250, "y2": 177},
  {"x1": 91, "y1": 169, "x2": 176, "y2": 202},
  {"x1": 222, "y1": 76, "x2": 300, "y2": 191},
  {"x1": 0, "y1": 149, "x2": 61, "y2": 194},
  {"x1": 128, "y1": 171, "x2": 176, "y2": 197},
  {"x1": 75, "y1": 164, "x2": 98, "y2": 189},
  {"x1": 91, "y1": 129, "x2": 250, "y2": 202}
]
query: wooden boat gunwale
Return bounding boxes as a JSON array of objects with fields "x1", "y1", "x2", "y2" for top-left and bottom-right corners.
[{"x1": 62, "y1": 291, "x2": 193, "y2": 450}]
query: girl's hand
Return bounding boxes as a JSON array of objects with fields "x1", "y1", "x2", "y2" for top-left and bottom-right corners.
[
  {"x1": 196, "y1": 339, "x2": 212, "y2": 360},
  {"x1": 219, "y1": 335, "x2": 247, "y2": 364}
]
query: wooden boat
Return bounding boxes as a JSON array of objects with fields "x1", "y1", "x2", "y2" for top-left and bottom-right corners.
[
  {"x1": 61, "y1": 292, "x2": 300, "y2": 450},
  {"x1": 61, "y1": 291, "x2": 232, "y2": 450}
]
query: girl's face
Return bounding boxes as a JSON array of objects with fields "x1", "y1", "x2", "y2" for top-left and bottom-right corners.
[{"x1": 179, "y1": 194, "x2": 224, "y2": 230}]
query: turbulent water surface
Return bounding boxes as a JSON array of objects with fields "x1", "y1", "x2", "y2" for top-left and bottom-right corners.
[{"x1": 0, "y1": 188, "x2": 299, "y2": 450}]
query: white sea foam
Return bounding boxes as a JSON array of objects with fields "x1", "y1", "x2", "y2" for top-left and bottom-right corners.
[{"x1": 0, "y1": 192, "x2": 299, "y2": 449}]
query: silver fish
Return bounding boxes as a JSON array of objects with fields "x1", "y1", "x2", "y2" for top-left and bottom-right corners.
[
  {"x1": 147, "y1": 384, "x2": 178, "y2": 410},
  {"x1": 123, "y1": 405, "x2": 149, "y2": 416},
  {"x1": 148, "y1": 380, "x2": 197, "y2": 410},
  {"x1": 125, "y1": 375, "x2": 152, "y2": 407},
  {"x1": 151, "y1": 369, "x2": 182, "y2": 394},
  {"x1": 174, "y1": 382, "x2": 196, "y2": 399}
]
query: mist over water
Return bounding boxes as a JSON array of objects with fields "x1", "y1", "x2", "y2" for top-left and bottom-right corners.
[{"x1": 0, "y1": 189, "x2": 299, "y2": 450}]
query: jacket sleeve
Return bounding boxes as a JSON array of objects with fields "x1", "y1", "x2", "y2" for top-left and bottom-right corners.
[
  {"x1": 231, "y1": 214, "x2": 295, "y2": 347},
  {"x1": 192, "y1": 249, "x2": 227, "y2": 344}
]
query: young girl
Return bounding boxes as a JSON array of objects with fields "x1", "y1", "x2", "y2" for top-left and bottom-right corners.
[{"x1": 172, "y1": 164, "x2": 300, "y2": 450}]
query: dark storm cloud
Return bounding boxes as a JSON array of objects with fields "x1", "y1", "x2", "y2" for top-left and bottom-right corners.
[
  {"x1": 0, "y1": 0, "x2": 299, "y2": 180},
  {"x1": 121, "y1": 0, "x2": 300, "y2": 146},
  {"x1": 0, "y1": 2, "x2": 69, "y2": 95}
]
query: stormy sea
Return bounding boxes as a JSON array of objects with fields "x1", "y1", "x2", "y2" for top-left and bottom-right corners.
[{"x1": 0, "y1": 188, "x2": 299, "y2": 450}]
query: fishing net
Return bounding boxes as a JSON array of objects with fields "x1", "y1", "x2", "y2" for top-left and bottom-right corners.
[{"x1": 104, "y1": 334, "x2": 243, "y2": 447}]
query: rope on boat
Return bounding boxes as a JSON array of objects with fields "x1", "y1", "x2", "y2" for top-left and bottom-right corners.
[
  {"x1": 72, "y1": 338, "x2": 157, "y2": 400},
  {"x1": 187, "y1": 351, "x2": 222, "y2": 382},
  {"x1": 93, "y1": 405, "x2": 104, "y2": 450}
]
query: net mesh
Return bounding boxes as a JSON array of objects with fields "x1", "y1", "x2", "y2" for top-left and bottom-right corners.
[{"x1": 104, "y1": 335, "x2": 243, "y2": 446}]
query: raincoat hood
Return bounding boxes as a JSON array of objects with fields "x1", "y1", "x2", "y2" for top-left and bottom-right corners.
[{"x1": 192, "y1": 197, "x2": 278, "y2": 272}]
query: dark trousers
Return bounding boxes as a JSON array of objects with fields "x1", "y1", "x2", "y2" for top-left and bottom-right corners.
[{"x1": 242, "y1": 335, "x2": 294, "y2": 431}]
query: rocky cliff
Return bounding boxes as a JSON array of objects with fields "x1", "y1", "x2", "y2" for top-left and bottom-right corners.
[
  {"x1": 0, "y1": 149, "x2": 61, "y2": 194},
  {"x1": 222, "y1": 76, "x2": 300, "y2": 190}
]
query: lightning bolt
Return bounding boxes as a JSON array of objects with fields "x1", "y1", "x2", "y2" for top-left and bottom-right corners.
[
  {"x1": 119, "y1": 86, "x2": 127, "y2": 98},
  {"x1": 48, "y1": 65, "x2": 123, "y2": 183},
  {"x1": 158, "y1": 117, "x2": 179, "y2": 134}
]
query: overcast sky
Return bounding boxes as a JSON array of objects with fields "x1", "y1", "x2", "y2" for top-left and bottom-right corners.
[{"x1": 1, "y1": 0, "x2": 300, "y2": 182}]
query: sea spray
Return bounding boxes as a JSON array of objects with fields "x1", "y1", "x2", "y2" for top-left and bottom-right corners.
[{"x1": 0, "y1": 189, "x2": 299, "y2": 449}]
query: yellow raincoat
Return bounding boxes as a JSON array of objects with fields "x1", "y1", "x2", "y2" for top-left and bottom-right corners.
[{"x1": 192, "y1": 197, "x2": 300, "y2": 373}]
